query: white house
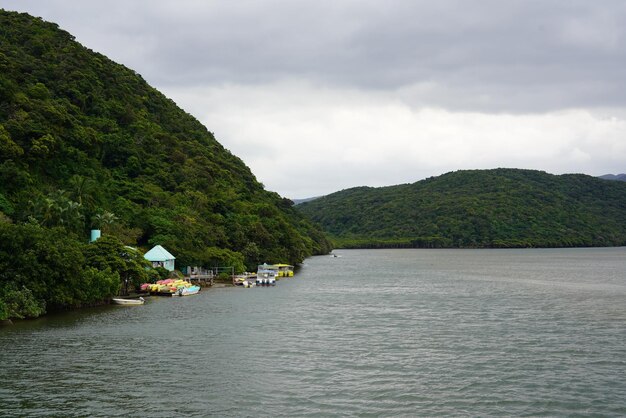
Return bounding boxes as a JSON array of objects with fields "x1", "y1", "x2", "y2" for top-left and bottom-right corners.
[{"x1": 144, "y1": 245, "x2": 176, "y2": 271}]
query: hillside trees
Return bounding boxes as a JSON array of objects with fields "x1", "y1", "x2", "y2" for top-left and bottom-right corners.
[
  {"x1": 0, "y1": 222, "x2": 119, "y2": 320},
  {"x1": 297, "y1": 169, "x2": 626, "y2": 249},
  {"x1": 0, "y1": 10, "x2": 331, "y2": 319},
  {"x1": 0, "y1": 10, "x2": 330, "y2": 256},
  {"x1": 83, "y1": 235, "x2": 148, "y2": 296}
]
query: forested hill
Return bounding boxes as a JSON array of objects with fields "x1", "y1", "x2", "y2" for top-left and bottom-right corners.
[
  {"x1": 0, "y1": 10, "x2": 331, "y2": 267},
  {"x1": 599, "y1": 174, "x2": 626, "y2": 182},
  {"x1": 297, "y1": 169, "x2": 626, "y2": 248}
]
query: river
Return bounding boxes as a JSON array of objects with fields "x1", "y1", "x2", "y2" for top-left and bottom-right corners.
[{"x1": 2, "y1": 248, "x2": 626, "y2": 416}]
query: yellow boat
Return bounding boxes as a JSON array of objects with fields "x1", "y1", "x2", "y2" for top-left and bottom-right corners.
[{"x1": 274, "y1": 264, "x2": 294, "y2": 278}]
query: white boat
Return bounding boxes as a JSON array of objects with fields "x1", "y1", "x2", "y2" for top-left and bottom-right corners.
[
  {"x1": 112, "y1": 297, "x2": 145, "y2": 305},
  {"x1": 172, "y1": 285, "x2": 201, "y2": 296},
  {"x1": 256, "y1": 264, "x2": 277, "y2": 286},
  {"x1": 256, "y1": 276, "x2": 276, "y2": 286}
]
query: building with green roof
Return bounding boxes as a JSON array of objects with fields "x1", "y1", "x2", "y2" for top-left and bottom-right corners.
[{"x1": 144, "y1": 245, "x2": 176, "y2": 271}]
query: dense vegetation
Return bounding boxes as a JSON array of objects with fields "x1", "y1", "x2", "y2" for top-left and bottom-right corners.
[
  {"x1": 0, "y1": 10, "x2": 331, "y2": 320},
  {"x1": 298, "y1": 168, "x2": 626, "y2": 249}
]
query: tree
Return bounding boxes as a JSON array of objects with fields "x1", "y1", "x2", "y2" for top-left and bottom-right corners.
[
  {"x1": 200, "y1": 246, "x2": 245, "y2": 273},
  {"x1": 26, "y1": 189, "x2": 84, "y2": 234},
  {"x1": 69, "y1": 174, "x2": 97, "y2": 209},
  {"x1": 84, "y1": 235, "x2": 149, "y2": 295},
  {"x1": 242, "y1": 242, "x2": 260, "y2": 271},
  {"x1": 92, "y1": 210, "x2": 118, "y2": 233},
  {"x1": 0, "y1": 222, "x2": 120, "y2": 319},
  {"x1": 0, "y1": 124, "x2": 24, "y2": 161},
  {"x1": 0, "y1": 284, "x2": 46, "y2": 320}
]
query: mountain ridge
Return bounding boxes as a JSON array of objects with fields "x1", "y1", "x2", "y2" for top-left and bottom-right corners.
[
  {"x1": 297, "y1": 168, "x2": 626, "y2": 248},
  {"x1": 599, "y1": 173, "x2": 626, "y2": 182},
  {"x1": 0, "y1": 9, "x2": 331, "y2": 267}
]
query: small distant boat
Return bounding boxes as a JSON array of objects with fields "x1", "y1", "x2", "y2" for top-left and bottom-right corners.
[
  {"x1": 256, "y1": 276, "x2": 276, "y2": 286},
  {"x1": 112, "y1": 297, "x2": 145, "y2": 305},
  {"x1": 172, "y1": 285, "x2": 201, "y2": 296},
  {"x1": 274, "y1": 264, "x2": 294, "y2": 277},
  {"x1": 233, "y1": 274, "x2": 255, "y2": 286},
  {"x1": 256, "y1": 264, "x2": 277, "y2": 286}
]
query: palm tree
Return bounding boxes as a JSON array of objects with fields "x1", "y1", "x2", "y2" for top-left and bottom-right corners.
[
  {"x1": 69, "y1": 175, "x2": 97, "y2": 209},
  {"x1": 93, "y1": 211, "x2": 118, "y2": 233}
]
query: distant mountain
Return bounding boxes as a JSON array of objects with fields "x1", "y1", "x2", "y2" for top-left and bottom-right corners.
[
  {"x1": 599, "y1": 174, "x2": 626, "y2": 182},
  {"x1": 297, "y1": 168, "x2": 626, "y2": 248},
  {"x1": 292, "y1": 196, "x2": 322, "y2": 205}
]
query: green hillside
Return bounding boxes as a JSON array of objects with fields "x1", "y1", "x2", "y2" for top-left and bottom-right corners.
[
  {"x1": 0, "y1": 10, "x2": 330, "y2": 319},
  {"x1": 297, "y1": 168, "x2": 626, "y2": 248}
]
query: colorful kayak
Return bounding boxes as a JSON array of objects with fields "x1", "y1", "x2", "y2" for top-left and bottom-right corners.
[{"x1": 142, "y1": 279, "x2": 200, "y2": 295}]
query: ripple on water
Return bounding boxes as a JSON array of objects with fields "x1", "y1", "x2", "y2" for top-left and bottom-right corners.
[{"x1": 2, "y1": 248, "x2": 626, "y2": 416}]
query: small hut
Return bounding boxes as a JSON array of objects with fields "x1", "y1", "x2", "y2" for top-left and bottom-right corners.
[{"x1": 144, "y1": 245, "x2": 176, "y2": 271}]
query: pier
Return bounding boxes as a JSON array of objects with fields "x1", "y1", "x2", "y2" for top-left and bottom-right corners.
[{"x1": 187, "y1": 273, "x2": 215, "y2": 287}]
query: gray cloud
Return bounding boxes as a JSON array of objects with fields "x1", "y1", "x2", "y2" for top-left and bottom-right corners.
[
  {"x1": 3, "y1": 0, "x2": 626, "y2": 197},
  {"x1": 8, "y1": 0, "x2": 626, "y2": 112}
]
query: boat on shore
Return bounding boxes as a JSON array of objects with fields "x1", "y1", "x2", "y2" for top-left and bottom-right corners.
[
  {"x1": 112, "y1": 297, "x2": 145, "y2": 305},
  {"x1": 142, "y1": 279, "x2": 200, "y2": 295},
  {"x1": 172, "y1": 285, "x2": 200, "y2": 296},
  {"x1": 233, "y1": 273, "x2": 255, "y2": 286},
  {"x1": 233, "y1": 274, "x2": 256, "y2": 288}
]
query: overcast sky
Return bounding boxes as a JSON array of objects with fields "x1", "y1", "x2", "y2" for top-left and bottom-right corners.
[{"x1": 3, "y1": 0, "x2": 626, "y2": 198}]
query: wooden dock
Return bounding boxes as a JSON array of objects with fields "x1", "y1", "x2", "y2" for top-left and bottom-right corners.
[{"x1": 187, "y1": 274, "x2": 214, "y2": 287}]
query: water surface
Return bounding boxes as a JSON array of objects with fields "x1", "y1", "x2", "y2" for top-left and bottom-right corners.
[{"x1": 2, "y1": 248, "x2": 626, "y2": 416}]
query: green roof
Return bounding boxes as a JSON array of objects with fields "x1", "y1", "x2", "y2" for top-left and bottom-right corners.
[{"x1": 144, "y1": 245, "x2": 175, "y2": 262}]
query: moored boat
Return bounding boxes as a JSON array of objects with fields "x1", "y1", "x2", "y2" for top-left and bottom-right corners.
[
  {"x1": 233, "y1": 274, "x2": 255, "y2": 286},
  {"x1": 274, "y1": 264, "x2": 294, "y2": 277},
  {"x1": 255, "y1": 276, "x2": 276, "y2": 286},
  {"x1": 112, "y1": 297, "x2": 145, "y2": 305},
  {"x1": 172, "y1": 285, "x2": 200, "y2": 296},
  {"x1": 256, "y1": 264, "x2": 277, "y2": 286}
]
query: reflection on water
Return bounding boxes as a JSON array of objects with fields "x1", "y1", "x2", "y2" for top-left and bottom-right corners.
[{"x1": 2, "y1": 248, "x2": 626, "y2": 416}]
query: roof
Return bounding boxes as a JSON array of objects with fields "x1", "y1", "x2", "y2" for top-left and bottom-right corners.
[{"x1": 144, "y1": 245, "x2": 175, "y2": 261}]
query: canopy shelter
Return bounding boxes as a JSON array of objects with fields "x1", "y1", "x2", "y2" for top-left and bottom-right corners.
[{"x1": 144, "y1": 245, "x2": 176, "y2": 271}]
